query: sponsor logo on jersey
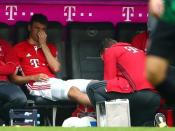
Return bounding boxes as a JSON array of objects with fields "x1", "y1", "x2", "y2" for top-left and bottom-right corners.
[{"x1": 26, "y1": 53, "x2": 31, "y2": 57}]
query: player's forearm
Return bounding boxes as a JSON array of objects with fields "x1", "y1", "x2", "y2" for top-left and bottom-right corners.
[
  {"x1": 41, "y1": 44, "x2": 61, "y2": 73},
  {"x1": 10, "y1": 74, "x2": 36, "y2": 85}
]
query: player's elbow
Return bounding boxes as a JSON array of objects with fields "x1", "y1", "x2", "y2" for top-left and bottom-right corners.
[
  {"x1": 53, "y1": 68, "x2": 59, "y2": 73},
  {"x1": 52, "y1": 64, "x2": 61, "y2": 73}
]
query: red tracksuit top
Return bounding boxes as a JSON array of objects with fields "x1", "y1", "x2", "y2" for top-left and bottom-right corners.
[
  {"x1": 103, "y1": 43, "x2": 154, "y2": 93},
  {"x1": 0, "y1": 39, "x2": 18, "y2": 81}
]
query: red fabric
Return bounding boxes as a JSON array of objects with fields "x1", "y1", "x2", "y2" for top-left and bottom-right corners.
[
  {"x1": 72, "y1": 104, "x2": 95, "y2": 117},
  {"x1": 159, "y1": 108, "x2": 174, "y2": 127},
  {"x1": 166, "y1": 109, "x2": 174, "y2": 127},
  {"x1": 14, "y1": 41, "x2": 57, "y2": 78},
  {"x1": 131, "y1": 31, "x2": 148, "y2": 52},
  {"x1": 103, "y1": 43, "x2": 155, "y2": 93},
  {"x1": 0, "y1": 39, "x2": 18, "y2": 80},
  {"x1": 159, "y1": 99, "x2": 174, "y2": 127}
]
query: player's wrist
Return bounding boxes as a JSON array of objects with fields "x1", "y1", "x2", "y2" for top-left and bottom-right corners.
[
  {"x1": 30, "y1": 75, "x2": 38, "y2": 81},
  {"x1": 40, "y1": 42, "x2": 47, "y2": 48}
]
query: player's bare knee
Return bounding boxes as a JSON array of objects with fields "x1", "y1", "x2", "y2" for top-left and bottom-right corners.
[
  {"x1": 147, "y1": 67, "x2": 166, "y2": 85},
  {"x1": 68, "y1": 86, "x2": 80, "y2": 98},
  {"x1": 146, "y1": 56, "x2": 168, "y2": 85}
]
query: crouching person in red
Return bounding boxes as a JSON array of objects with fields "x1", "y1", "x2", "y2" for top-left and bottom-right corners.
[
  {"x1": 0, "y1": 39, "x2": 27, "y2": 125},
  {"x1": 86, "y1": 38, "x2": 161, "y2": 126}
]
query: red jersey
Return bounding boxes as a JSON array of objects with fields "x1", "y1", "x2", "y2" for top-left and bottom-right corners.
[
  {"x1": 131, "y1": 31, "x2": 148, "y2": 52},
  {"x1": 14, "y1": 41, "x2": 57, "y2": 78},
  {"x1": 0, "y1": 39, "x2": 18, "y2": 80},
  {"x1": 103, "y1": 43, "x2": 154, "y2": 93}
]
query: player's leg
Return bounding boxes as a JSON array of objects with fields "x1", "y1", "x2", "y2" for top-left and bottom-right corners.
[
  {"x1": 147, "y1": 20, "x2": 175, "y2": 100},
  {"x1": 68, "y1": 87, "x2": 91, "y2": 106},
  {"x1": 0, "y1": 81, "x2": 27, "y2": 124},
  {"x1": 146, "y1": 55, "x2": 169, "y2": 85},
  {"x1": 50, "y1": 78, "x2": 93, "y2": 105},
  {"x1": 66, "y1": 79, "x2": 98, "y2": 106}
]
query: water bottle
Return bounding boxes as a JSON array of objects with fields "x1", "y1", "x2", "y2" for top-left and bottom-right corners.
[
  {"x1": 24, "y1": 119, "x2": 40, "y2": 125},
  {"x1": 37, "y1": 113, "x2": 40, "y2": 118},
  {"x1": 24, "y1": 113, "x2": 40, "y2": 126},
  {"x1": 24, "y1": 112, "x2": 32, "y2": 116},
  {"x1": 36, "y1": 113, "x2": 40, "y2": 126}
]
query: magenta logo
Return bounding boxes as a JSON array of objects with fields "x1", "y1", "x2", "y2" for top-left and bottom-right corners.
[
  {"x1": 5, "y1": 5, "x2": 18, "y2": 20},
  {"x1": 30, "y1": 59, "x2": 40, "y2": 68},
  {"x1": 64, "y1": 6, "x2": 93, "y2": 22},
  {"x1": 64, "y1": 6, "x2": 76, "y2": 21},
  {"x1": 122, "y1": 7, "x2": 134, "y2": 22}
]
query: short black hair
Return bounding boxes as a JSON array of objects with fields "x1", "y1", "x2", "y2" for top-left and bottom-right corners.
[
  {"x1": 29, "y1": 13, "x2": 48, "y2": 26},
  {"x1": 100, "y1": 38, "x2": 117, "y2": 54}
]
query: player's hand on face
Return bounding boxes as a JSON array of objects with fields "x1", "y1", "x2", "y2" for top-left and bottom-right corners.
[
  {"x1": 33, "y1": 73, "x2": 49, "y2": 82},
  {"x1": 149, "y1": 0, "x2": 164, "y2": 18},
  {"x1": 37, "y1": 31, "x2": 47, "y2": 46}
]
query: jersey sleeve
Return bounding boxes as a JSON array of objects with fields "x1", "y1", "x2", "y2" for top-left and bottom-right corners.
[{"x1": 0, "y1": 40, "x2": 19, "y2": 75}]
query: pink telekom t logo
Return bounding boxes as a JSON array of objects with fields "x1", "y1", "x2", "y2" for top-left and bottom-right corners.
[
  {"x1": 5, "y1": 5, "x2": 18, "y2": 20},
  {"x1": 122, "y1": 7, "x2": 134, "y2": 22},
  {"x1": 64, "y1": 6, "x2": 76, "y2": 21},
  {"x1": 30, "y1": 59, "x2": 40, "y2": 68}
]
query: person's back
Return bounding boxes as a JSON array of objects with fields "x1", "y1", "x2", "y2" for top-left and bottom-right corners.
[{"x1": 103, "y1": 42, "x2": 154, "y2": 93}]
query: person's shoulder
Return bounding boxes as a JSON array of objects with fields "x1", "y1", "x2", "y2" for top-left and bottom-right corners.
[
  {"x1": 0, "y1": 38, "x2": 13, "y2": 49},
  {"x1": 47, "y1": 43, "x2": 56, "y2": 47},
  {"x1": 0, "y1": 38, "x2": 10, "y2": 45},
  {"x1": 117, "y1": 42, "x2": 144, "y2": 53},
  {"x1": 105, "y1": 43, "x2": 120, "y2": 52},
  {"x1": 116, "y1": 42, "x2": 131, "y2": 46},
  {"x1": 0, "y1": 38, "x2": 7, "y2": 42},
  {"x1": 47, "y1": 43, "x2": 57, "y2": 50},
  {"x1": 14, "y1": 40, "x2": 29, "y2": 51},
  {"x1": 134, "y1": 31, "x2": 148, "y2": 38},
  {"x1": 139, "y1": 31, "x2": 148, "y2": 36},
  {"x1": 14, "y1": 40, "x2": 28, "y2": 48}
]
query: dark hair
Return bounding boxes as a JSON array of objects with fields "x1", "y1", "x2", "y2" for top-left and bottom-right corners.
[
  {"x1": 29, "y1": 13, "x2": 48, "y2": 26},
  {"x1": 100, "y1": 38, "x2": 117, "y2": 54}
]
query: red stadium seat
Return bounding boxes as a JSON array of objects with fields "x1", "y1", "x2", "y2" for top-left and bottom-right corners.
[{"x1": 116, "y1": 22, "x2": 147, "y2": 43}]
